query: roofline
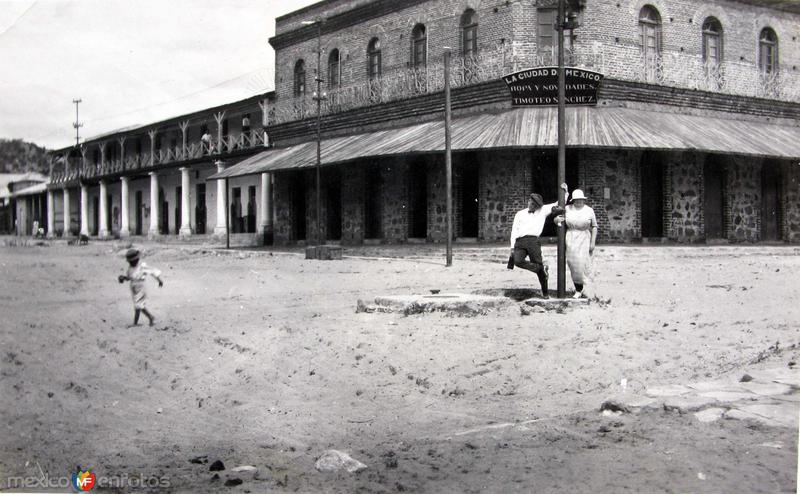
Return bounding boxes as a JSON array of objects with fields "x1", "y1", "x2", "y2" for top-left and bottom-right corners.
[{"x1": 51, "y1": 91, "x2": 275, "y2": 154}]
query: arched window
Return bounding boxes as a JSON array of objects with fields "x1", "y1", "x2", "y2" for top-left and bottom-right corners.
[
  {"x1": 759, "y1": 27, "x2": 778, "y2": 74},
  {"x1": 461, "y1": 9, "x2": 478, "y2": 57},
  {"x1": 293, "y1": 60, "x2": 306, "y2": 97},
  {"x1": 702, "y1": 17, "x2": 723, "y2": 66},
  {"x1": 367, "y1": 38, "x2": 382, "y2": 79},
  {"x1": 639, "y1": 5, "x2": 662, "y2": 57},
  {"x1": 328, "y1": 49, "x2": 341, "y2": 90},
  {"x1": 412, "y1": 24, "x2": 427, "y2": 68}
]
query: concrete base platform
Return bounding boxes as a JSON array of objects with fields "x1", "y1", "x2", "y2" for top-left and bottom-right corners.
[
  {"x1": 356, "y1": 293, "x2": 511, "y2": 316},
  {"x1": 524, "y1": 297, "x2": 590, "y2": 308},
  {"x1": 305, "y1": 245, "x2": 343, "y2": 260}
]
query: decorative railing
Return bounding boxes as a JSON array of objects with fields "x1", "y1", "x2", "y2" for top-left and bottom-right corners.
[
  {"x1": 48, "y1": 129, "x2": 269, "y2": 184},
  {"x1": 269, "y1": 42, "x2": 798, "y2": 126}
]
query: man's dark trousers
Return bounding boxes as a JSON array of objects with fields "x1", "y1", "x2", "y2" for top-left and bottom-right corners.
[{"x1": 513, "y1": 235, "x2": 548, "y2": 296}]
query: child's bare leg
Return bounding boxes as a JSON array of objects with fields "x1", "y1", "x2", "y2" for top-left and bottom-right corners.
[
  {"x1": 142, "y1": 308, "x2": 155, "y2": 326},
  {"x1": 133, "y1": 309, "x2": 141, "y2": 326}
]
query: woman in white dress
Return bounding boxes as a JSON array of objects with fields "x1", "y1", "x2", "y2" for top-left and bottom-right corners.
[{"x1": 556, "y1": 188, "x2": 598, "y2": 298}]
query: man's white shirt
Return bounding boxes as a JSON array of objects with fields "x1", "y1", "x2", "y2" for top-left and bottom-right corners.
[{"x1": 510, "y1": 203, "x2": 557, "y2": 249}]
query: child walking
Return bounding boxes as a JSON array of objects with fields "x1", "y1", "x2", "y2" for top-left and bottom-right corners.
[{"x1": 118, "y1": 248, "x2": 163, "y2": 326}]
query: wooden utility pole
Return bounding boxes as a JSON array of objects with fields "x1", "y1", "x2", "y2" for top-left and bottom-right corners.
[
  {"x1": 556, "y1": 0, "x2": 567, "y2": 298},
  {"x1": 72, "y1": 99, "x2": 83, "y2": 148},
  {"x1": 444, "y1": 49, "x2": 453, "y2": 267}
]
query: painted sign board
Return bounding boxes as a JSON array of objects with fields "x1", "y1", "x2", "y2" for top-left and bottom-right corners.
[{"x1": 502, "y1": 67, "x2": 604, "y2": 106}]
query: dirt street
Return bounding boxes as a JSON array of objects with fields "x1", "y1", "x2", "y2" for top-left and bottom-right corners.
[{"x1": 1, "y1": 240, "x2": 798, "y2": 493}]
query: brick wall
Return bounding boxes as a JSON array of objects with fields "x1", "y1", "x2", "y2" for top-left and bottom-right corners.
[{"x1": 274, "y1": 0, "x2": 516, "y2": 101}]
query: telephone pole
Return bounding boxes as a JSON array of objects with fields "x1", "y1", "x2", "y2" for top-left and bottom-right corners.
[{"x1": 72, "y1": 99, "x2": 83, "y2": 147}]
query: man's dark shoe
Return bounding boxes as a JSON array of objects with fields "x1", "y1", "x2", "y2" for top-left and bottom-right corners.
[{"x1": 541, "y1": 292, "x2": 549, "y2": 299}]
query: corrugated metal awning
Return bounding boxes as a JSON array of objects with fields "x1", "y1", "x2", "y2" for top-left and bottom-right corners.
[{"x1": 209, "y1": 106, "x2": 800, "y2": 180}]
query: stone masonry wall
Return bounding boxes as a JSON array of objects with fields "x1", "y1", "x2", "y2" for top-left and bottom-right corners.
[
  {"x1": 272, "y1": 171, "x2": 294, "y2": 245},
  {"x1": 479, "y1": 150, "x2": 531, "y2": 243},
  {"x1": 666, "y1": 152, "x2": 704, "y2": 242},
  {"x1": 783, "y1": 161, "x2": 800, "y2": 243},
  {"x1": 427, "y1": 154, "x2": 448, "y2": 242},
  {"x1": 580, "y1": 149, "x2": 641, "y2": 241},
  {"x1": 341, "y1": 165, "x2": 365, "y2": 245},
  {"x1": 380, "y1": 157, "x2": 409, "y2": 242},
  {"x1": 726, "y1": 155, "x2": 761, "y2": 242}
]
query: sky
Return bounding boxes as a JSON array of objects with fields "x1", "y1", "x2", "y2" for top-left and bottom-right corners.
[{"x1": 0, "y1": 0, "x2": 319, "y2": 149}]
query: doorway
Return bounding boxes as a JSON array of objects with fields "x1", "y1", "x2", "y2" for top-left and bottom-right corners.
[
  {"x1": 175, "y1": 187, "x2": 182, "y2": 235},
  {"x1": 761, "y1": 161, "x2": 782, "y2": 241},
  {"x1": 364, "y1": 166, "x2": 382, "y2": 239},
  {"x1": 135, "y1": 190, "x2": 143, "y2": 235},
  {"x1": 92, "y1": 196, "x2": 99, "y2": 236},
  {"x1": 459, "y1": 153, "x2": 479, "y2": 238},
  {"x1": 159, "y1": 187, "x2": 169, "y2": 234},
  {"x1": 247, "y1": 185, "x2": 257, "y2": 233},
  {"x1": 408, "y1": 161, "x2": 428, "y2": 239},
  {"x1": 196, "y1": 183, "x2": 206, "y2": 234},
  {"x1": 640, "y1": 151, "x2": 664, "y2": 238},
  {"x1": 326, "y1": 169, "x2": 342, "y2": 241},
  {"x1": 703, "y1": 155, "x2": 725, "y2": 239},
  {"x1": 231, "y1": 187, "x2": 242, "y2": 233}
]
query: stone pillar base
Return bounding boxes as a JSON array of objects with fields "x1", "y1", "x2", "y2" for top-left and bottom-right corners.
[
  {"x1": 119, "y1": 229, "x2": 131, "y2": 238},
  {"x1": 147, "y1": 230, "x2": 160, "y2": 240},
  {"x1": 213, "y1": 226, "x2": 228, "y2": 236},
  {"x1": 179, "y1": 227, "x2": 193, "y2": 237},
  {"x1": 99, "y1": 229, "x2": 111, "y2": 239}
]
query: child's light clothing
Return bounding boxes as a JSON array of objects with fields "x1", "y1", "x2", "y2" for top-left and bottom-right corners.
[{"x1": 127, "y1": 262, "x2": 161, "y2": 309}]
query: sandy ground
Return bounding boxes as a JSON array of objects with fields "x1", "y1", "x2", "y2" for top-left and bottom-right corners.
[{"x1": 0, "y1": 239, "x2": 798, "y2": 493}]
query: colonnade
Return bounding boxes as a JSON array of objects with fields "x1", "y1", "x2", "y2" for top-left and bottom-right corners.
[{"x1": 45, "y1": 167, "x2": 274, "y2": 239}]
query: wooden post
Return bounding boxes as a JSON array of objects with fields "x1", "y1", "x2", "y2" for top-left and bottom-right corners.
[
  {"x1": 444, "y1": 49, "x2": 453, "y2": 267},
  {"x1": 179, "y1": 120, "x2": 190, "y2": 159},
  {"x1": 556, "y1": 0, "x2": 567, "y2": 298},
  {"x1": 148, "y1": 129, "x2": 157, "y2": 167}
]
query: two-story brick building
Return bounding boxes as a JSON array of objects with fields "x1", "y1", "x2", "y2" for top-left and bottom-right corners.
[{"x1": 45, "y1": 0, "x2": 800, "y2": 245}]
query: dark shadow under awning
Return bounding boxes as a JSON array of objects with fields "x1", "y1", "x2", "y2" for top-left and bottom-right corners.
[{"x1": 209, "y1": 106, "x2": 800, "y2": 180}]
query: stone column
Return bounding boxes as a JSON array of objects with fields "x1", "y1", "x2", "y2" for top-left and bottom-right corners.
[
  {"x1": 120, "y1": 177, "x2": 130, "y2": 237},
  {"x1": 79, "y1": 183, "x2": 89, "y2": 236},
  {"x1": 214, "y1": 162, "x2": 227, "y2": 236},
  {"x1": 180, "y1": 167, "x2": 192, "y2": 236},
  {"x1": 259, "y1": 172, "x2": 273, "y2": 236},
  {"x1": 46, "y1": 189, "x2": 55, "y2": 238},
  {"x1": 99, "y1": 180, "x2": 110, "y2": 238},
  {"x1": 149, "y1": 172, "x2": 159, "y2": 237},
  {"x1": 63, "y1": 187, "x2": 71, "y2": 234}
]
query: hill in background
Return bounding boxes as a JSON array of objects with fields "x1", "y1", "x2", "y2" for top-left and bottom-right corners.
[{"x1": 0, "y1": 139, "x2": 50, "y2": 175}]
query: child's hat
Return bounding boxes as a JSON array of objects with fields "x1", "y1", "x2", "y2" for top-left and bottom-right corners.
[{"x1": 125, "y1": 248, "x2": 140, "y2": 261}]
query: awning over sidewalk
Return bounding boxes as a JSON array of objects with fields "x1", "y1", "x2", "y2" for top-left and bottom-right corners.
[{"x1": 209, "y1": 106, "x2": 800, "y2": 180}]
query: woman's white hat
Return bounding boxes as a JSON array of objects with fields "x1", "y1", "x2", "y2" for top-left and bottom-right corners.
[{"x1": 571, "y1": 189, "x2": 587, "y2": 201}]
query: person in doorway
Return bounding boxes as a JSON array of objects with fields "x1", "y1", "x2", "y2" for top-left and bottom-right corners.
[
  {"x1": 118, "y1": 248, "x2": 163, "y2": 326},
  {"x1": 555, "y1": 187, "x2": 598, "y2": 298},
  {"x1": 510, "y1": 185, "x2": 566, "y2": 298}
]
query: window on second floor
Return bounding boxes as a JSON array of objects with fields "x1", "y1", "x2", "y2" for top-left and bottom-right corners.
[
  {"x1": 759, "y1": 27, "x2": 778, "y2": 74},
  {"x1": 412, "y1": 24, "x2": 427, "y2": 68},
  {"x1": 537, "y1": 8, "x2": 555, "y2": 50},
  {"x1": 367, "y1": 38, "x2": 382, "y2": 79},
  {"x1": 328, "y1": 48, "x2": 341, "y2": 90},
  {"x1": 702, "y1": 17, "x2": 723, "y2": 66},
  {"x1": 461, "y1": 9, "x2": 478, "y2": 57},
  {"x1": 639, "y1": 5, "x2": 662, "y2": 57},
  {"x1": 294, "y1": 59, "x2": 306, "y2": 97}
]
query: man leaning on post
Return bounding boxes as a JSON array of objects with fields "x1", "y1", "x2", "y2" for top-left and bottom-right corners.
[{"x1": 509, "y1": 183, "x2": 568, "y2": 298}]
